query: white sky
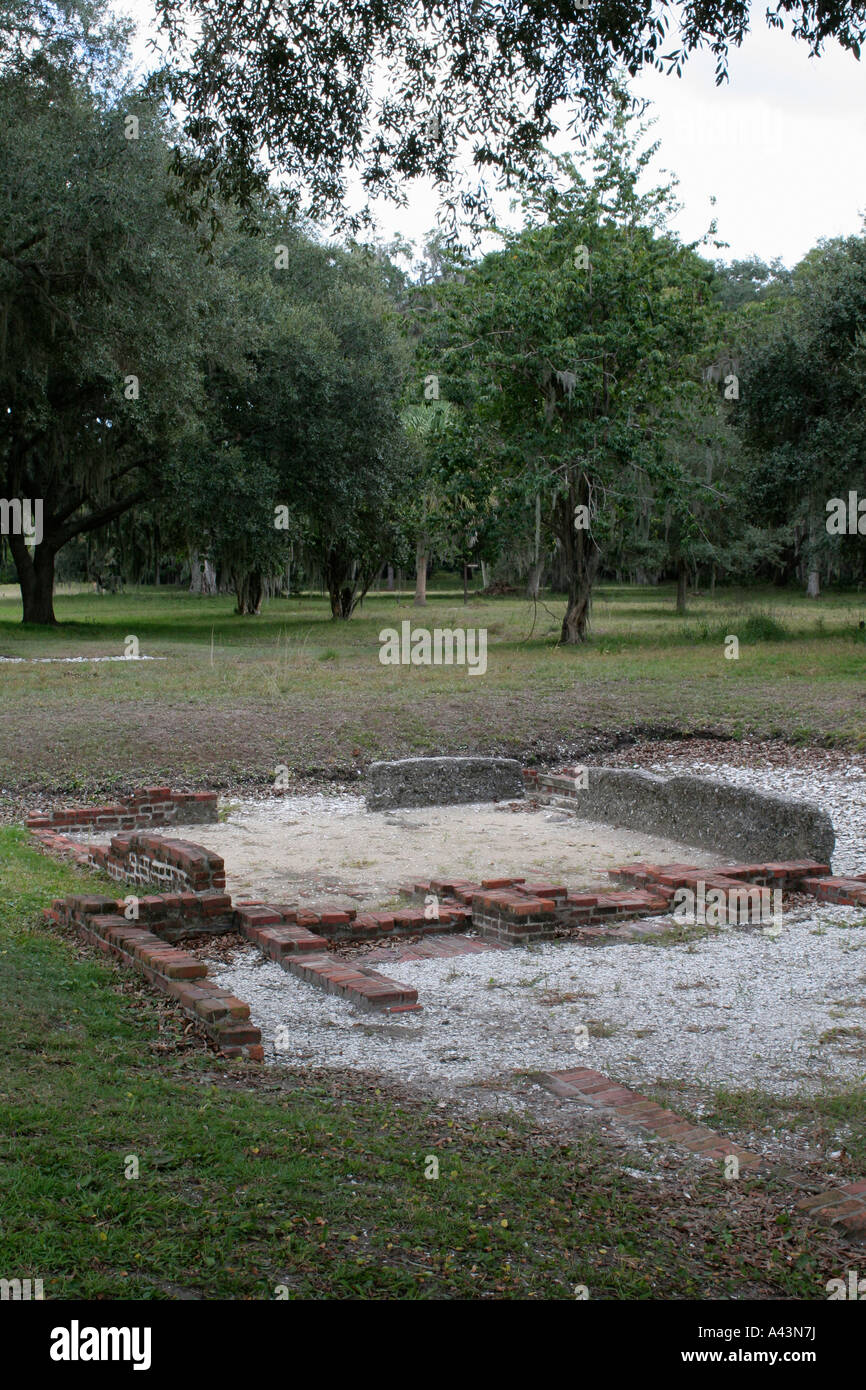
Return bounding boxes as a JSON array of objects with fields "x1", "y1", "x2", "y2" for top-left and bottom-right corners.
[{"x1": 117, "y1": 1, "x2": 866, "y2": 268}]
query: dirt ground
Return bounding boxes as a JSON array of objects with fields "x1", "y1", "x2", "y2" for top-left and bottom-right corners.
[{"x1": 104, "y1": 793, "x2": 726, "y2": 909}]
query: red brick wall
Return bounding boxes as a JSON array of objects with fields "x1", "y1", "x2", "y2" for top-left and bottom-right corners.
[{"x1": 26, "y1": 787, "x2": 217, "y2": 833}]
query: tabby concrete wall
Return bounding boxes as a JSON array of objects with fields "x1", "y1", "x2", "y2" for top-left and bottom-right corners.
[
  {"x1": 367, "y1": 756, "x2": 525, "y2": 810},
  {"x1": 526, "y1": 765, "x2": 835, "y2": 865}
]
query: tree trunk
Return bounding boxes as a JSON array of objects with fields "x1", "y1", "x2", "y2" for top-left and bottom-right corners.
[
  {"x1": 329, "y1": 584, "x2": 355, "y2": 618},
  {"x1": 463, "y1": 561, "x2": 468, "y2": 605},
  {"x1": 560, "y1": 573, "x2": 596, "y2": 642},
  {"x1": 414, "y1": 541, "x2": 428, "y2": 606},
  {"x1": 233, "y1": 569, "x2": 264, "y2": 615},
  {"x1": 324, "y1": 551, "x2": 380, "y2": 619},
  {"x1": 806, "y1": 505, "x2": 821, "y2": 598},
  {"x1": 528, "y1": 492, "x2": 546, "y2": 600},
  {"x1": 558, "y1": 477, "x2": 600, "y2": 644},
  {"x1": 526, "y1": 557, "x2": 544, "y2": 600},
  {"x1": 325, "y1": 552, "x2": 358, "y2": 619},
  {"x1": 676, "y1": 558, "x2": 687, "y2": 615},
  {"x1": 480, "y1": 559, "x2": 489, "y2": 589},
  {"x1": 9, "y1": 532, "x2": 57, "y2": 624},
  {"x1": 189, "y1": 549, "x2": 217, "y2": 595},
  {"x1": 386, "y1": 564, "x2": 394, "y2": 591},
  {"x1": 189, "y1": 548, "x2": 203, "y2": 594}
]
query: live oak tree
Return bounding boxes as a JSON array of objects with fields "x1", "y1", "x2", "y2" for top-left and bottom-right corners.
[
  {"x1": 0, "y1": 2, "x2": 218, "y2": 623},
  {"x1": 734, "y1": 232, "x2": 866, "y2": 596},
  {"x1": 275, "y1": 239, "x2": 409, "y2": 619},
  {"x1": 174, "y1": 222, "x2": 410, "y2": 618},
  {"x1": 151, "y1": 0, "x2": 866, "y2": 233},
  {"x1": 1, "y1": 3, "x2": 412, "y2": 624},
  {"x1": 423, "y1": 111, "x2": 717, "y2": 642}
]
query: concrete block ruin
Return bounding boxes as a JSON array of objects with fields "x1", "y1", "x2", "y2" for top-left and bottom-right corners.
[
  {"x1": 525, "y1": 765, "x2": 835, "y2": 865},
  {"x1": 366, "y1": 756, "x2": 525, "y2": 810}
]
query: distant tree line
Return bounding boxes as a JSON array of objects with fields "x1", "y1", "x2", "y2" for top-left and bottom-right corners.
[{"x1": 3, "y1": 1, "x2": 866, "y2": 641}]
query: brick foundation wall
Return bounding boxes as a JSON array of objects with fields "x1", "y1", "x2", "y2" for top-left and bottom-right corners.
[
  {"x1": 89, "y1": 831, "x2": 227, "y2": 895},
  {"x1": 119, "y1": 889, "x2": 234, "y2": 941},
  {"x1": 406, "y1": 860, "x2": 835, "y2": 941},
  {"x1": 28, "y1": 822, "x2": 226, "y2": 897},
  {"x1": 234, "y1": 899, "x2": 472, "y2": 945},
  {"x1": 28, "y1": 784, "x2": 856, "y2": 1048},
  {"x1": 41, "y1": 852, "x2": 845, "y2": 1046},
  {"x1": 26, "y1": 787, "x2": 217, "y2": 834},
  {"x1": 46, "y1": 893, "x2": 262, "y2": 1060}
]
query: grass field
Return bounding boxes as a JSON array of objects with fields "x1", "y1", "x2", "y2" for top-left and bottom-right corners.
[{"x1": 1, "y1": 580, "x2": 864, "y2": 801}]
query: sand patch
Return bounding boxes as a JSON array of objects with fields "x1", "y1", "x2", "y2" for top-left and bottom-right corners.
[{"x1": 85, "y1": 792, "x2": 726, "y2": 909}]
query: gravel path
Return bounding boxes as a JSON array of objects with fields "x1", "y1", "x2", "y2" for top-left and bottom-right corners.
[{"x1": 209, "y1": 752, "x2": 866, "y2": 1098}]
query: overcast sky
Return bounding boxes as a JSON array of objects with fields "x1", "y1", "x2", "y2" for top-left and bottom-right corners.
[{"x1": 119, "y1": 2, "x2": 866, "y2": 269}]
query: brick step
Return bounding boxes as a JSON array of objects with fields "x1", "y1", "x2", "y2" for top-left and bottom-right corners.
[{"x1": 280, "y1": 953, "x2": 420, "y2": 1012}]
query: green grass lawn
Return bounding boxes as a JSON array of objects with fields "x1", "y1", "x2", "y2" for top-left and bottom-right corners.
[
  {"x1": 0, "y1": 828, "x2": 858, "y2": 1300},
  {"x1": 1, "y1": 581, "x2": 864, "y2": 798}
]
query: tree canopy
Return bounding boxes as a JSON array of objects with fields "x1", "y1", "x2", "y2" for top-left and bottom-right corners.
[
  {"x1": 151, "y1": 0, "x2": 866, "y2": 230},
  {"x1": 1, "y1": 1, "x2": 410, "y2": 622}
]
